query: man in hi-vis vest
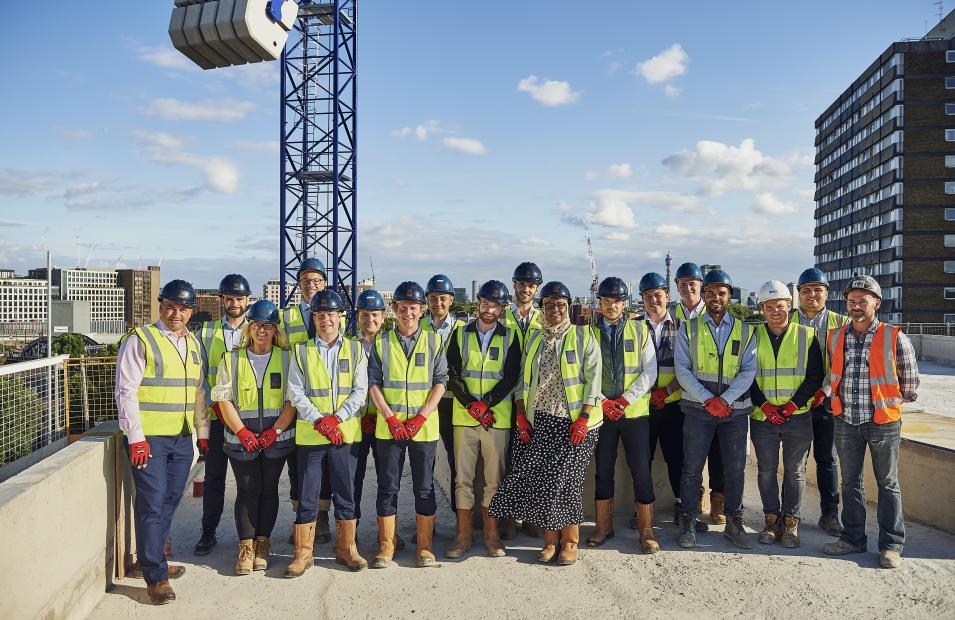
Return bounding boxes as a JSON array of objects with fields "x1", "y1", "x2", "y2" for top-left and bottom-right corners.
[{"x1": 821, "y1": 276, "x2": 918, "y2": 570}]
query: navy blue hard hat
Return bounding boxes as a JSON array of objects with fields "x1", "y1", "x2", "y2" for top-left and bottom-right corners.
[
  {"x1": 702, "y1": 269, "x2": 733, "y2": 290},
  {"x1": 297, "y1": 257, "x2": 326, "y2": 279},
  {"x1": 597, "y1": 277, "x2": 628, "y2": 300},
  {"x1": 425, "y1": 274, "x2": 455, "y2": 295},
  {"x1": 512, "y1": 262, "x2": 543, "y2": 285},
  {"x1": 538, "y1": 281, "x2": 571, "y2": 306},
  {"x1": 394, "y1": 281, "x2": 426, "y2": 303},
  {"x1": 218, "y1": 273, "x2": 251, "y2": 297},
  {"x1": 797, "y1": 267, "x2": 829, "y2": 289},
  {"x1": 158, "y1": 279, "x2": 196, "y2": 307},
  {"x1": 639, "y1": 272, "x2": 668, "y2": 295},
  {"x1": 478, "y1": 280, "x2": 511, "y2": 306},
  {"x1": 356, "y1": 289, "x2": 385, "y2": 311},
  {"x1": 247, "y1": 299, "x2": 280, "y2": 324},
  {"x1": 310, "y1": 289, "x2": 344, "y2": 313},
  {"x1": 675, "y1": 262, "x2": 703, "y2": 282}
]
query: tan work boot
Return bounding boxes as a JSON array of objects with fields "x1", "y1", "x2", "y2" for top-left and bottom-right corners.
[
  {"x1": 538, "y1": 529, "x2": 560, "y2": 563},
  {"x1": 709, "y1": 491, "x2": 727, "y2": 525},
  {"x1": 288, "y1": 499, "x2": 299, "y2": 545},
  {"x1": 146, "y1": 580, "x2": 176, "y2": 605},
  {"x1": 316, "y1": 504, "x2": 331, "y2": 544},
  {"x1": 636, "y1": 503, "x2": 660, "y2": 554},
  {"x1": 758, "y1": 513, "x2": 781, "y2": 545},
  {"x1": 335, "y1": 519, "x2": 368, "y2": 571},
  {"x1": 372, "y1": 515, "x2": 397, "y2": 568},
  {"x1": 253, "y1": 536, "x2": 270, "y2": 571},
  {"x1": 557, "y1": 525, "x2": 580, "y2": 565},
  {"x1": 235, "y1": 539, "x2": 255, "y2": 575},
  {"x1": 780, "y1": 515, "x2": 800, "y2": 549},
  {"x1": 445, "y1": 509, "x2": 473, "y2": 558},
  {"x1": 283, "y1": 522, "x2": 316, "y2": 578},
  {"x1": 482, "y1": 507, "x2": 506, "y2": 557},
  {"x1": 586, "y1": 498, "x2": 615, "y2": 547},
  {"x1": 416, "y1": 513, "x2": 438, "y2": 568}
]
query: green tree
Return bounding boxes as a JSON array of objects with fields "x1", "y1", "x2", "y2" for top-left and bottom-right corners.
[
  {"x1": 52, "y1": 333, "x2": 87, "y2": 358},
  {"x1": 728, "y1": 304, "x2": 756, "y2": 322},
  {"x1": 0, "y1": 376, "x2": 42, "y2": 466}
]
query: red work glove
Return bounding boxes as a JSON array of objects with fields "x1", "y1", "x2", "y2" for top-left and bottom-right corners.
[
  {"x1": 196, "y1": 438, "x2": 209, "y2": 457},
  {"x1": 779, "y1": 401, "x2": 799, "y2": 418},
  {"x1": 810, "y1": 389, "x2": 827, "y2": 409},
  {"x1": 614, "y1": 397, "x2": 629, "y2": 414},
  {"x1": 704, "y1": 397, "x2": 731, "y2": 418},
  {"x1": 650, "y1": 387, "x2": 669, "y2": 409},
  {"x1": 569, "y1": 416, "x2": 590, "y2": 445},
  {"x1": 236, "y1": 427, "x2": 260, "y2": 453},
  {"x1": 404, "y1": 413, "x2": 427, "y2": 438},
  {"x1": 601, "y1": 398, "x2": 622, "y2": 421},
  {"x1": 515, "y1": 412, "x2": 532, "y2": 444},
  {"x1": 257, "y1": 428, "x2": 278, "y2": 450},
  {"x1": 315, "y1": 415, "x2": 344, "y2": 446},
  {"x1": 361, "y1": 415, "x2": 376, "y2": 434},
  {"x1": 468, "y1": 401, "x2": 495, "y2": 429},
  {"x1": 128, "y1": 440, "x2": 150, "y2": 469},
  {"x1": 386, "y1": 416, "x2": 408, "y2": 441},
  {"x1": 760, "y1": 402, "x2": 785, "y2": 425}
]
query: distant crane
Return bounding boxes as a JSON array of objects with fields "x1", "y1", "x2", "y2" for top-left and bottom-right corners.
[{"x1": 584, "y1": 227, "x2": 598, "y2": 326}]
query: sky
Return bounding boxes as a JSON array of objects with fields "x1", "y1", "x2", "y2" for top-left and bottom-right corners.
[{"x1": 0, "y1": 1, "x2": 949, "y2": 298}]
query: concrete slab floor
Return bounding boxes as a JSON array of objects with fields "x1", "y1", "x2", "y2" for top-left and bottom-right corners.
[{"x1": 92, "y1": 455, "x2": 955, "y2": 619}]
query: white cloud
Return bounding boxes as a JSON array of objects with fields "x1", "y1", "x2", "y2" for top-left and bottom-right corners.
[
  {"x1": 634, "y1": 44, "x2": 688, "y2": 84},
  {"x1": 517, "y1": 75, "x2": 581, "y2": 107},
  {"x1": 584, "y1": 171, "x2": 599, "y2": 181},
  {"x1": 593, "y1": 189, "x2": 698, "y2": 213},
  {"x1": 132, "y1": 130, "x2": 239, "y2": 193},
  {"x1": 664, "y1": 84, "x2": 682, "y2": 98},
  {"x1": 137, "y1": 45, "x2": 197, "y2": 71},
  {"x1": 519, "y1": 237, "x2": 552, "y2": 247},
  {"x1": 586, "y1": 192, "x2": 639, "y2": 229},
  {"x1": 662, "y1": 138, "x2": 801, "y2": 197},
  {"x1": 391, "y1": 127, "x2": 413, "y2": 139},
  {"x1": 604, "y1": 231, "x2": 630, "y2": 241},
  {"x1": 0, "y1": 169, "x2": 57, "y2": 197},
  {"x1": 141, "y1": 98, "x2": 256, "y2": 122},
  {"x1": 442, "y1": 137, "x2": 487, "y2": 156},
  {"x1": 229, "y1": 140, "x2": 280, "y2": 153},
  {"x1": 63, "y1": 182, "x2": 103, "y2": 199},
  {"x1": 751, "y1": 192, "x2": 797, "y2": 214},
  {"x1": 607, "y1": 163, "x2": 632, "y2": 178},
  {"x1": 391, "y1": 120, "x2": 449, "y2": 141},
  {"x1": 131, "y1": 130, "x2": 185, "y2": 150},
  {"x1": 654, "y1": 224, "x2": 690, "y2": 236}
]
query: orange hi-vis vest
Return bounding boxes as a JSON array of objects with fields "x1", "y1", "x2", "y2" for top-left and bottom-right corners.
[{"x1": 827, "y1": 322, "x2": 902, "y2": 424}]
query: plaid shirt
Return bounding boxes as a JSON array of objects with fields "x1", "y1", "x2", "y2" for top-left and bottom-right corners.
[{"x1": 835, "y1": 322, "x2": 919, "y2": 425}]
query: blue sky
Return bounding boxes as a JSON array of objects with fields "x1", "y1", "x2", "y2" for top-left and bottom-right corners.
[{"x1": 0, "y1": 1, "x2": 947, "y2": 298}]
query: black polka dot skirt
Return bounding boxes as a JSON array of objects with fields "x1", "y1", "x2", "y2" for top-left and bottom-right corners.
[{"x1": 489, "y1": 410, "x2": 599, "y2": 530}]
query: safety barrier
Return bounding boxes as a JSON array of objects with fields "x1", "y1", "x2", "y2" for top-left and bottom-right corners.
[
  {"x1": 64, "y1": 357, "x2": 119, "y2": 436},
  {"x1": 898, "y1": 323, "x2": 955, "y2": 336}
]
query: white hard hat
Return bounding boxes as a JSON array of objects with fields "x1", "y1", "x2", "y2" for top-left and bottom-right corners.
[{"x1": 757, "y1": 280, "x2": 792, "y2": 305}]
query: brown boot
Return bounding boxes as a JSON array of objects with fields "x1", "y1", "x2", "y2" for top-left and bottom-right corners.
[
  {"x1": 482, "y1": 507, "x2": 506, "y2": 557},
  {"x1": 253, "y1": 536, "x2": 270, "y2": 571},
  {"x1": 758, "y1": 513, "x2": 781, "y2": 545},
  {"x1": 538, "y1": 529, "x2": 559, "y2": 563},
  {"x1": 709, "y1": 491, "x2": 726, "y2": 525},
  {"x1": 557, "y1": 525, "x2": 580, "y2": 565},
  {"x1": 416, "y1": 513, "x2": 438, "y2": 567},
  {"x1": 372, "y1": 515, "x2": 397, "y2": 568},
  {"x1": 283, "y1": 522, "x2": 316, "y2": 578},
  {"x1": 146, "y1": 580, "x2": 176, "y2": 605},
  {"x1": 445, "y1": 509, "x2": 473, "y2": 559},
  {"x1": 235, "y1": 539, "x2": 255, "y2": 575},
  {"x1": 586, "y1": 498, "x2": 615, "y2": 547},
  {"x1": 636, "y1": 503, "x2": 660, "y2": 554},
  {"x1": 780, "y1": 515, "x2": 800, "y2": 549},
  {"x1": 335, "y1": 519, "x2": 368, "y2": 571}
]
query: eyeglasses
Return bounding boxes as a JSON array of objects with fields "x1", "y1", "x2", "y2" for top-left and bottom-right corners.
[
  {"x1": 251, "y1": 322, "x2": 276, "y2": 332},
  {"x1": 300, "y1": 278, "x2": 325, "y2": 286},
  {"x1": 543, "y1": 302, "x2": 569, "y2": 311}
]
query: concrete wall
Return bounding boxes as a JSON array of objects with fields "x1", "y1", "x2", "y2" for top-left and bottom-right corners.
[{"x1": 918, "y1": 334, "x2": 955, "y2": 365}]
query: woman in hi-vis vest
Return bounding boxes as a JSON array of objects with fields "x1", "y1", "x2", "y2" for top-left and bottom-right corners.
[{"x1": 211, "y1": 300, "x2": 296, "y2": 575}]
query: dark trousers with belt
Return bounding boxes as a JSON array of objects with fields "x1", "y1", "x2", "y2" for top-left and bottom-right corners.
[
  {"x1": 127, "y1": 434, "x2": 193, "y2": 584},
  {"x1": 376, "y1": 439, "x2": 438, "y2": 517},
  {"x1": 437, "y1": 398, "x2": 456, "y2": 511},
  {"x1": 680, "y1": 407, "x2": 748, "y2": 519},
  {"x1": 201, "y1": 419, "x2": 228, "y2": 531},
  {"x1": 353, "y1": 431, "x2": 377, "y2": 520},
  {"x1": 296, "y1": 443, "x2": 359, "y2": 523},
  {"x1": 811, "y1": 404, "x2": 840, "y2": 516},
  {"x1": 648, "y1": 401, "x2": 684, "y2": 498},
  {"x1": 593, "y1": 415, "x2": 655, "y2": 504}
]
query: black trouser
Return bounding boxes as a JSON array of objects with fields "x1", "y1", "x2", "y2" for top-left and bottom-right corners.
[
  {"x1": 353, "y1": 431, "x2": 377, "y2": 520},
  {"x1": 707, "y1": 433, "x2": 724, "y2": 493},
  {"x1": 201, "y1": 419, "x2": 228, "y2": 531},
  {"x1": 229, "y1": 454, "x2": 285, "y2": 540},
  {"x1": 437, "y1": 398, "x2": 456, "y2": 511},
  {"x1": 648, "y1": 401, "x2": 684, "y2": 498},
  {"x1": 811, "y1": 405, "x2": 840, "y2": 515},
  {"x1": 593, "y1": 416, "x2": 655, "y2": 505}
]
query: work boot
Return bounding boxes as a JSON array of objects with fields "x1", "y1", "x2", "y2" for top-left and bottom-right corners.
[
  {"x1": 445, "y1": 509, "x2": 473, "y2": 558},
  {"x1": 288, "y1": 499, "x2": 299, "y2": 545},
  {"x1": 372, "y1": 515, "x2": 397, "y2": 568},
  {"x1": 586, "y1": 498, "x2": 615, "y2": 547},
  {"x1": 818, "y1": 513, "x2": 842, "y2": 537},
  {"x1": 677, "y1": 512, "x2": 696, "y2": 549},
  {"x1": 636, "y1": 503, "x2": 660, "y2": 554},
  {"x1": 822, "y1": 539, "x2": 866, "y2": 555},
  {"x1": 723, "y1": 514, "x2": 753, "y2": 549},
  {"x1": 253, "y1": 536, "x2": 270, "y2": 571},
  {"x1": 483, "y1": 507, "x2": 506, "y2": 557},
  {"x1": 146, "y1": 580, "x2": 176, "y2": 605},
  {"x1": 235, "y1": 539, "x2": 255, "y2": 576},
  {"x1": 880, "y1": 548, "x2": 902, "y2": 569},
  {"x1": 630, "y1": 510, "x2": 639, "y2": 529},
  {"x1": 499, "y1": 517, "x2": 517, "y2": 540},
  {"x1": 283, "y1": 521, "x2": 316, "y2": 578},
  {"x1": 193, "y1": 528, "x2": 216, "y2": 556},
  {"x1": 538, "y1": 529, "x2": 559, "y2": 563},
  {"x1": 780, "y1": 515, "x2": 800, "y2": 549},
  {"x1": 335, "y1": 519, "x2": 368, "y2": 571},
  {"x1": 316, "y1": 509, "x2": 332, "y2": 544},
  {"x1": 758, "y1": 513, "x2": 781, "y2": 545},
  {"x1": 557, "y1": 525, "x2": 580, "y2": 566},
  {"x1": 673, "y1": 501, "x2": 708, "y2": 532},
  {"x1": 709, "y1": 491, "x2": 726, "y2": 525},
  {"x1": 523, "y1": 522, "x2": 542, "y2": 538},
  {"x1": 415, "y1": 513, "x2": 438, "y2": 568}
]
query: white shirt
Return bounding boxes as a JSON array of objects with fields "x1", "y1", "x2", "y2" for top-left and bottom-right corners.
[{"x1": 287, "y1": 335, "x2": 368, "y2": 425}]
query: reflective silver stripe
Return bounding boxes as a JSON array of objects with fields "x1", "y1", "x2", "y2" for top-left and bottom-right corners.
[
  {"x1": 762, "y1": 389, "x2": 797, "y2": 399},
  {"x1": 141, "y1": 377, "x2": 190, "y2": 387},
  {"x1": 281, "y1": 349, "x2": 290, "y2": 402},
  {"x1": 140, "y1": 326, "x2": 165, "y2": 376},
  {"x1": 526, "y1": 330, "x2": 541, "y2": 354},
  {"x1": 140, "y1": 402, "x2": 189, "y2": 412},
  {"x1": 795, "y1": 325, "x2": 808, "y2": 375},
  {"x1": 284, "y1": 308, "x2": 307, "y2": 334},
  {"x1": 688, "y1": 319, "x2": 699, "y2": 372},
  {"x1": 563, "y1": 376, "x2": 582, "y2": 387},
  {"x1": 230, "y1": 350, "x2": 240, "y2": 404},
  {"x1": 566, "y1": 399, "x2": 583, "y2": 411},
  {"x1": 460, "y1": 328, "x2": 471, "y2": 369},
  {"x1": 696, "y1": 372, "x2": 720, "y2": 382},
  {"x1": 391, "y1": 403, "x2": 421, "y2": 415},
  {"x1": 658, "y1": 365, "x2": 675, "y2": 374},
  {"x1": 461, "y1": 370, "x2": 504, "y2": 380},
  {"x1": 308, "y1": 388, "x2": 331, "y2": 397},
  {"x1": 298, "y1": 343, "x2": 312, "y2": 400},
  {"x1": 623, "y1": 366, "x2": 641, "y2": 375},
  {"x1": 381, "y1": 379, "x2": 432, "y2": 391},
  {"x1": 756, "y1": 369, "x2": 803, "y2": 378},
  {"x1": 874, "y1": 397, "x2": 903, "y2": 408}
]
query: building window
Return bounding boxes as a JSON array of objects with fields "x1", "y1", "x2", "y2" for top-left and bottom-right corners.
[
  {"x1": 945, "y1": 261, "x2": 955, "y2": 273},
  {"x1": 947, "y1": 234, "x2": 955, "y2": 247},
  {"x1": 947, "y1": 182, "x2": 955, "y2": 195},
  {"x1": 947, "y1": 288, "x2": 955, "y2": 301},
  {"x1": 948, "y1": 129, "x2": 955, "y2": 142},
  {"x1": 947, "y1": 155, "x2": 955, "y2": 168},
  {"x1": 947, "y1": 103, "x2": 955, "y2": 115},
  {"x1": 947, "y1": 77, "x2": 955, "y2": 89},
  {"x1": 949, "y1": 50, "x2": 955, "y2": 63},
  {"x1": 947, "y1": 209, "x2": 955, "y2": 221}
]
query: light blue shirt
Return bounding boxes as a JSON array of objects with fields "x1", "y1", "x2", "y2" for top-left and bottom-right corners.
[
  {"x1": 287, "y1": 334, "x2": 368, "y2": 425},
  {"x1": 675, "y1": 311, "x2": 757, "y2": 407}
]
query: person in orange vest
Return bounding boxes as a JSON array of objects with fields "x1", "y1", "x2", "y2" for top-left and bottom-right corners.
[{"x1": 821, "y1": 276, "x2": 918, "y2": 569}]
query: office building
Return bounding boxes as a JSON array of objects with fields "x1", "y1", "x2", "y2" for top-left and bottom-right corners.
[
  {"x1": 453, "y1": 287, "x2": 467, "y2": 304},
  {"x1": 0, "y1": 276, "x2": 51, "y2": 325},
  {"x1": 30, "y1": 268, "x2": 126, "y2": 333},
  {"x1": 263, "y1": 278, "x2": 301, "y2": 306},
  {"x1": 116, "y1": 266, "x2": 160, "y2": 330}
]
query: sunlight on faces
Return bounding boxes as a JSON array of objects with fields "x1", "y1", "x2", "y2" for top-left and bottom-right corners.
[
  {"x1": 160, "y1": 300, "x2": 193, "y2": 332},
  {"x1": 703, "y1": 285, "x2": 730, "y2": 317},
  {"x1": 394, "y1": 300, "x2": 423, "y2": 334},
  {"x1": 222, "y1": 294, "x2": 250, "y2": 319},
  {"x1": 798, "y1": 284, "x2": 828, "y2": 314},
  {"x1": 299, "y1": 272, "x2": 326, "y2": 303},
  {"x1": 599, "y1": 297, "x2": 626, "y2": 322},
  {"x1": 513, "y1": 281, "x2": 538, "y2": 305},
  {"x1": 357, "y1": 310, "x2": 384, "y2": 339},
  {"x1": 427, "y1": 292, "x2": 452, "y2": 320},
  {"x1": 312, "y1": 310, "x2": 340, "y2": 341},
  {"x1": 846, "y1": 290, "x2": 881, "y2": 324},
  {"x1": 477, "y1": 299, "x2": 504, "y2": 324},
  {"x1": 677, "y1": 278, "x2": 701, "y2": 307},
  {"x1": 641, "y1": 288, "x2": 669, "y2": 320},
  {"x1": 761, "y1": 298, "x2": 792, "y2": 331},
  {"x1": 542, "y1": 297, "x2": 569, "y2": 326},
  {"x1": 249, "y1": 320, "x2": 276, "y2": 348}
]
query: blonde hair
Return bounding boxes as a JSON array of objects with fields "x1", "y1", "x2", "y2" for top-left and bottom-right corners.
[{"x1": 238, "y1": 322, "x2": 290, "y2": 351}]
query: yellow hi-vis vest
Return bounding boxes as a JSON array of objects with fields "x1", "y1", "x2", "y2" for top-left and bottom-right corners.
[
  {"x1": 375, "y1": 330, "x2": 442, "y2": 442},
  {"x1": 282, "y1": 303, "x2": 310, "y2": 345},
  {"x1": 522, "y1": 326, "x2": 601, "y2": 428},
  {"x1": 353, "y1": 336, "x2": 378, "y2": 423},
  {"x1": 675, "y1": 301, "x2": 703, "y2": 322},
  {"x1": 592, "y1": 319, "x2": 652, "y2": 418},
  {"x1": 127, "y1": 324, "x2": 202, "y2": 436},
  {"x1": 222, "y1": 347, "x2": 295, "y2": 447},
  {"x1": 649, "y1": 317, "x2": 682, "y2": 404},
  {"x1": 752, "y1": 322, "x2": 815, "y2": 421},
  {"x1": 419, "y1": 314, "x2": 464, "y2": 352},
  {"x1": 451, "y1": 324, "x2": 516, "y2": 428},
  {"x1": 792, "y1": 308, "x2": 850, "y2": 371},
  {"x1": 503, "y1": 304, "x2": 543, "y2": 350},
  {"x1": 685, "y1": 315, "x2": 754, "y2": 409},
  {"x1": 197, "y1": 319, "x2": 231, "y2": 420},
  {"x1": 293, "y1": 338, "x2": 363, "y2": 445}
]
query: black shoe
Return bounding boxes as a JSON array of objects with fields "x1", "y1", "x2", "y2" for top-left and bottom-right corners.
[
  {"x1": 193, "y1": 529, "x2": 217, "y2": 556},
  {"x1": 694, "y1": 518, "x2": 709, "y2": 533},
  {"x1": 677, "y1": 512, "x2": 696, "y2": 548}
]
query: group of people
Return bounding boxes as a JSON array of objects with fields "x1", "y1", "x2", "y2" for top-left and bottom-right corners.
[{"x1": 114, "y1": 258, "x2": 919, "y2": 605}]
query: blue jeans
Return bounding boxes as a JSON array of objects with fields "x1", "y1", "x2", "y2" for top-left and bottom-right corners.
[
  {"x1": 679, "y1": 406, "x2": 748, "y2": 519},
  {"x1": 296, "y1": 443, "x2": 359, "y2": 523},
  {"x1": 750, "y1": 413, "x2": 813, "y2": 517},
  {"x1": 127, "y1": 434, "x2": 193, "y2": 584},
  {"x1": 376, "y1": 439, "x2": 437, "y2": 517},
  {"x1": 834, "y1": 418, "x2": 904, "y2": 552},
  {"x1": 200, "y1": 419, "x2": 228, "y2": 531},
  {"x1": 811, "y1": 405, "x2": 840, "y2": 515}
]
